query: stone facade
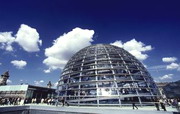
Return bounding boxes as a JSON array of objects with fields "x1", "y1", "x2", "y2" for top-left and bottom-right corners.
[{"x1": 0, "y1": 71, "x2": 9, "y2": 86}]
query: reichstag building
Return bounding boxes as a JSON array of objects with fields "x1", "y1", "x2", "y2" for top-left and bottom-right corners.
[{"x1": 57, "y1": 44, "x2": 159, "y2": 106}]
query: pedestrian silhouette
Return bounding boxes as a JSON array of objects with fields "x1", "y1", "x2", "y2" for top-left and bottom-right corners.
[
  {"x1": 131, "y1": 98, "x2": 138, "y2": 109},
  {"x1": 61, "y1": 97, "x2": 69, "y2": 106},
  {"x1": 154, "y1": 98, "x2": 160, "y2": 111},
  {"x1": 159, "y1": 99, "x2": 166, "y2": 111}
]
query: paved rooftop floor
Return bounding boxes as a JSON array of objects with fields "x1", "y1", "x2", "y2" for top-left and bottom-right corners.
[{"x1": 0, "y1": 104, "x2": 179, "y2": 114}]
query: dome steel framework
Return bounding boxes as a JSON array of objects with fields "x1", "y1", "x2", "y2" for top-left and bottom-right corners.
[{"x1": 57, "y1": 44, "x2": 159, "y2": 106}]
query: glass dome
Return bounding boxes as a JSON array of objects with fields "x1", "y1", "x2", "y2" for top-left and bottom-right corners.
[{"x1": 57, "y1": 44, "x2": 159, "y2": 106}]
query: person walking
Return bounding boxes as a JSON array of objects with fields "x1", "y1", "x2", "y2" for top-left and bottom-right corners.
[
  {"x1": 154, "y1": 98, "x2": 160, "y2": 111},
  {"x1": 131, "y1": 98, "x2": 138, "y2": 109},
  {"x1": 173, "y1": 99, "x2": 179, "y2": 112},
  {"x1": 55, "y1": 98, "x2": 59, "y2": 106},
  {"x1": 61, "y1": 97, "x2": 69, "y2": 106},
  {"x1": 41, "y1": 98, "x2": 44, "y2": 104},
  {"x1": 159, "y1": 99, "x2": 166, "y2": 111},
  {"x1": 61, "y1": 97, "x2": 65, "y2": 106}
]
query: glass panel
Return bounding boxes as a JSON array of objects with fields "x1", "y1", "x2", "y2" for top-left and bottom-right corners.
[
  {"x1": 68, "y1": 85, "x2": 79, "y2": 89},
  {"x1": 67, "y1": 96, "x2": 79, "y2": 100},
  {"x1": 98, "y1": 82, "x2": 116, "y2": 87},
  {"x1": 115, "y1": 75, "x2": 131, "y2": 80},
  {"x1": 82, "y1": 70, "x2": 95, "y2": 75},
  {"x1": 70, "y1": 77, "x2": 79, "y2": 83},
  {"x1": 82, "y1": 65, "x2": 95, "y2": 70},
  {"x1": 80, "y1": 89, "x2": 97, "y2": 96},
  {"x1": 72, "y1": 67, "x2": 81, "y2": 72},
  {"x1": 84, "y1": 56, "x2": 95, "y2": 61},
  {"x1": 80, "y1": 100, "x2": 97, "y2": 104},
  {"x1": 81, "y1": 76, "x2": 96, "y2": 81},
  {"x1": 97, "y1": 69, "x2": 113, "y2": 74},
  {"x1": 99, "y1": 99, "x2": 119, "y2": 104},
  {"x1": 137, "y1": 81, "x2": 148, "y2": 87},
  {"x1": 112, "y1": 64, "x2": 125, "y2": 68},
  {"x1": 133, "y1": 75, "x2": 144, "y2": 81},
  {"x1": 109, "y1": 54, "x2": 120, "y2": 58},
  {"x1": 129, "y1": 69, "x2": 141, "y2": 74},
  {"x1": 98, "y1": 88, "x2": 118, "y2": 96},
  {"x1": 119, "y1": 88, "x2": 137, "y2": 95},
  {"x1": 97, "y1": 60, "x2": 110, "y2": 64},
  {"x1": 97, "y1": 54, "x2": 108, "y2": 59},
  {"x1": 114, "y1": 69, "x2": 128, "y2": 74},
  {"x1": 81, "y1": 83, "x2": 96, "y2": 88},
  {"x1": 138, "y1": 88, "x2": 151, "y2": 95},
  {"x1": 96, "y1": 64, "x2": 111, "y2": 68},
  {"x1": 70, "y1": 73, "x2": 80, "y2": 77},
  {"x1": 97, "y1": 49, "x2": 106, "y2": 54},
  {"x1": 140, "y1": 96, "x2": 153, "y2": 102},
  {"x1": 128, "y1": 65, "x2": 139, "y2": 69},
  {"x1": 83, "y1": 61, "x2": 95, "y2": 66},
  {"x1": 116, "y1": 81, "x2": 133, "y2": 88},
  {"x1": 97, "y1": 75, "x2": 114, "y2": 80}
]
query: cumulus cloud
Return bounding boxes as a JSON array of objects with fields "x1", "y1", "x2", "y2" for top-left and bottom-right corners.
[
  {"x1": 159, "y1": 74, "x2": 173, "y2": 80},
  {"x1": 0, "y1": 32, "x2": 15, "y2": 51},
  {"x1": 162, "y1": 57, "x2": 177, "y2": 63},
  {"x1": 54, "y1": 82, "x2": 58, "y2": 87},
  {"x1": 11, "y1": 60, "x2": 27, "y2": 69},
  {"x1": 166, "y1": 62, "x2": 180, "y2": 70},
  {"x1": 111, "y1": 39, "x2": 152, "y2": 61},
  {"x1": 34, "y1": 80, "x2": 44, "y2": 86},
  {"x1": 7, "y1": 79, "x2": 12, "y2": 84},
  {"x1": 15, "y1": 24, "x2": 42, "y2": 52},
  {"x1": 43, "y1": 27, "x2": 94, "y2": 73},
  {"x1": 0, "y1": 24, "x2": 42, "y2": 53}
]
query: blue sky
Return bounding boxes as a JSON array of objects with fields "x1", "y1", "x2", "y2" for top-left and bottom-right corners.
[{"x1": 0, "y1": 0, "x2": 180, "y2": 87}]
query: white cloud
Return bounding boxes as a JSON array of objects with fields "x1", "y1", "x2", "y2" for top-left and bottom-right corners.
[
  {"x1": 54, "y1": 82, "x2": 58, "y2": 87},
  {"x1": 43, "y1": 69, "x2": 51, "y2": 73},
  {"x1": 11, "y1": 60, "x2": 27, "y2": 69},
  {"x1": 0, "y1": 24, "x2": 42, "y2": 53},
  {"x1": 159, "y1": 74, "x2": 173, "y2": 80},
  {"x1": 0, "y1": 63, "x2": 2, "y2": 65},
  {"x1": 34, "y1": 80, "x2": 44, "y2": 86},
  {"x1": 0, "y1": 32, "x2": 15, "y2": 51},
  {"x1": 15, "y1": 24, "x2": 42, "y2": 52},
  {"x1": 166, "y1": 62, "x2": 179, "y2": 70},
  {"x1": 147, "y1": 65, "x2": 167, "y2": 71},
  {"x1": 7, "y1": 79, "x2": 12, "y2": 84},
  {"x1": 43, "y1": 27, "x2": 94, "y2": 73},
  {"x1": 162, "y1": 57, "x2": 177, "y2": 63},
  {"x1": 111, "y1": 39, "x2": 153, "y2": 61},
  {"x1": 111, "y1": 40, "x2": 123, "y2": 47}
]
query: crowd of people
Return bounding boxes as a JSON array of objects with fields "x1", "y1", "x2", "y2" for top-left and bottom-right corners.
[
  {"x1": 0, "y1": 97, "x2": 69, "y2": 106},
  {"x1": 154, "y1": 98, "x2": 180, "y2": 111},
  {"x1": 0, "y1": 97, "x2": 23, "y2": 105},
  {"x1": 25, "y1": 97, "x2": 69, "y2": 106}
]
